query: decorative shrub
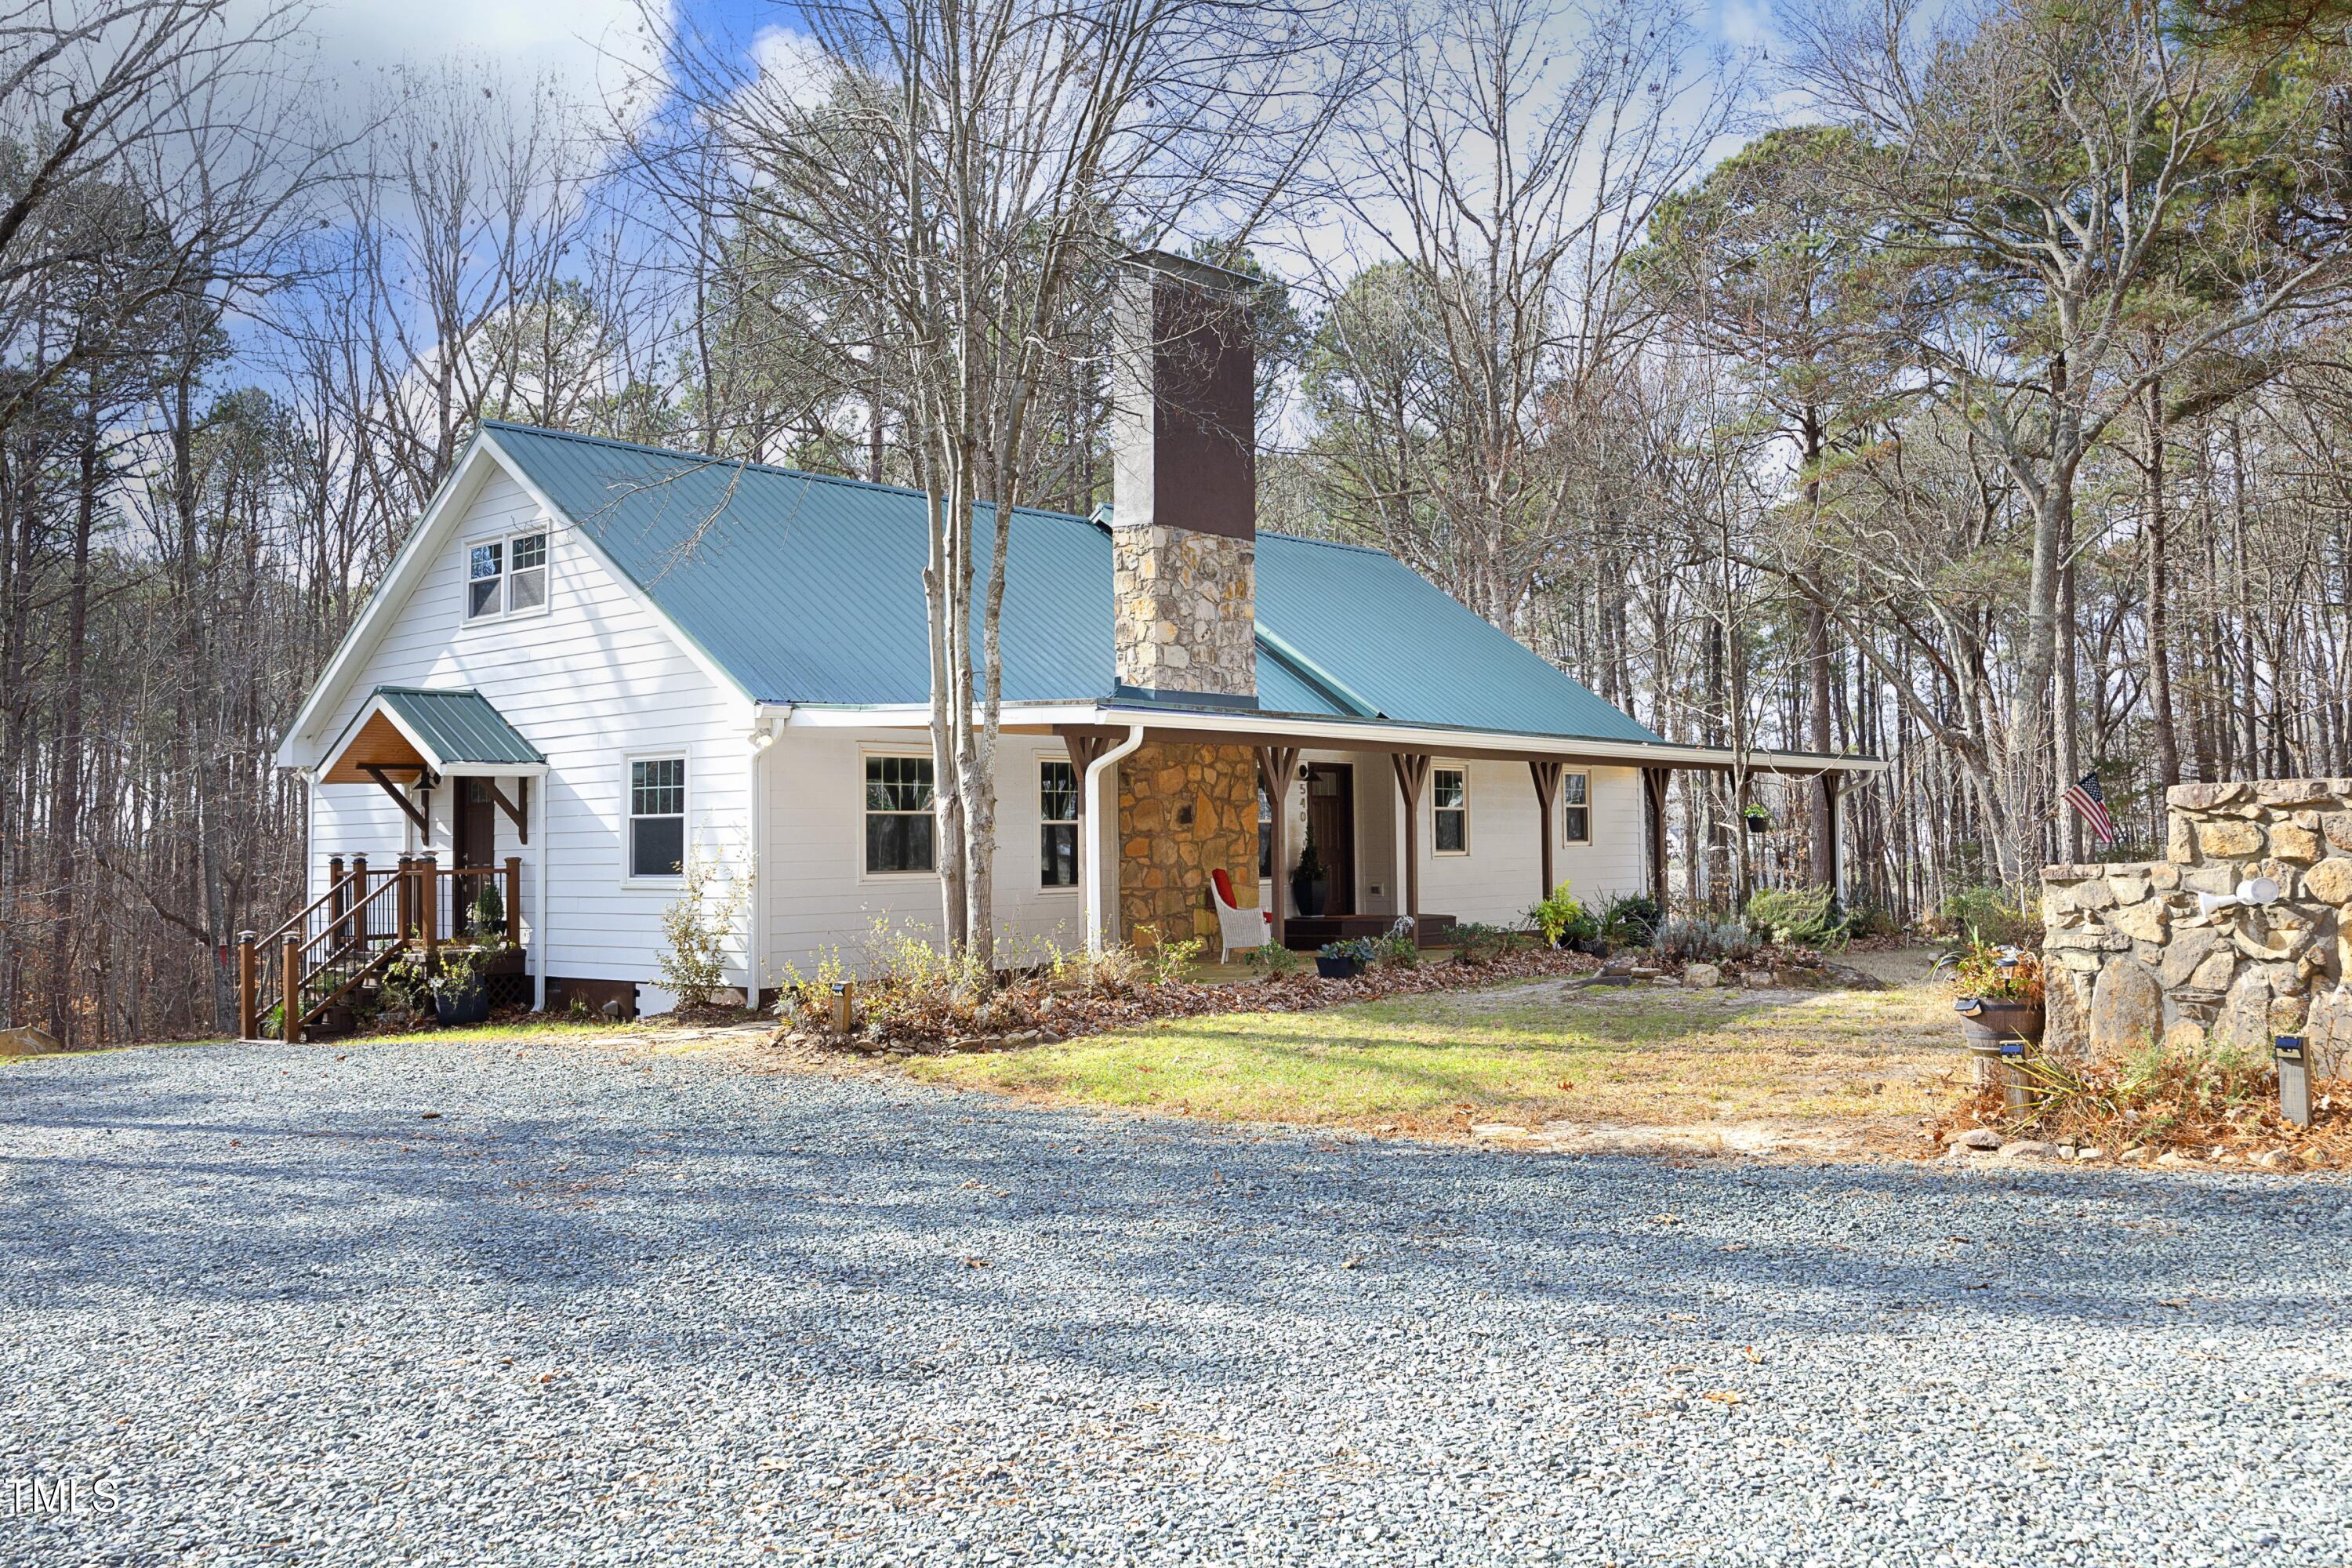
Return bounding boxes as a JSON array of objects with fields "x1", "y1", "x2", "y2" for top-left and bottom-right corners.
[
  {"x1": 1936, "y1": 884, "x2": 2038, "y2": 946},
  {"x1": 1243, "y1": 942, "x2": 1303, "y2": 978},
  {"x1": 1372, "y1": 916, "x2": 1420, "y2": 969},
  {"x1": 1597, "y1": 891, "x2": 1664, "y2": 946},
  {"x1": 1654, "y1": 916, "x2": 1759, "y2": 965},
  {"x1": 1744, "y1": 885, "x2": 1842, "y2": 949},
  {"x1": 658, "y1": 852, "x2": 749, "y2": 1010},
  {"x1": 1842, "y1": 902, "x2": 1903, "y2": 940},
  {"x1": 471, "y1": 879, "x2": 504, "y2": 935},
  {"x1": 1529, "y1": 882, "x2": 1588, "y2": 946},
  {"x1": 1450, "y1": 922, "x2": 1523, "y2": 964},
  {"x1": 1319, "y1": 937, "x2": 1378, "y2": 964}
]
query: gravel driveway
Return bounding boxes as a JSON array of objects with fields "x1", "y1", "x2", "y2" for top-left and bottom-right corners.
[{"x1": 4, "y1": 1035, "x2": 2349, "y2": 1566}]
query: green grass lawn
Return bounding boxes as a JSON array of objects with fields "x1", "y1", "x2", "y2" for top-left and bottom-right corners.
[{"x1": 906, "y1": 963, "x2": 1952, "y2": 1137}]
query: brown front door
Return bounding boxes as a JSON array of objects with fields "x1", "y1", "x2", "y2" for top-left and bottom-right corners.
[
  {"x1": 452, "y1": 779, "x2": 498, "y2": 869},
  {"x1": 1304, "y1": 763, "x2": 1356, "y2": 916}
]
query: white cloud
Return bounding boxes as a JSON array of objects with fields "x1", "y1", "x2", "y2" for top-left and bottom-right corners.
[{"x1": 276, "y1": 0, "x2": 670, "y2": 117}]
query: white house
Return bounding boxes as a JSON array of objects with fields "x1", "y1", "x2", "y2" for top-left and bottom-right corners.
[{"x1": 264, "y1": 255, "x2": 1878, "y2": 1027}]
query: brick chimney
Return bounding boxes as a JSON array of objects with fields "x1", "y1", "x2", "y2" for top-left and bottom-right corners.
[{"x1": 1110, "y1": 252, "x2": 1257, "y2": 705}]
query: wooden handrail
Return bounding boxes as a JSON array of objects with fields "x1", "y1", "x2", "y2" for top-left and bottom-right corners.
[{"x1": 259, "y1": 863, "x2": 397, "y2": 949}]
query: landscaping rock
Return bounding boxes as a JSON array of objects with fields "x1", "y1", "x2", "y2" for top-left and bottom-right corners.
[
  {"x1": 2118, "y1": 1146, "x2": 2152, "y2": 1164},
  {"x1": 1682, "y1": 963, "x2": 1722, "y2": 989},
  {"x1": 1998, "y1": 1140, "x2": 2057, "y2": 1161},
  {"x1": 1956, "y1": 1128, "x2": 2002, "y2": 1150},
  {"x1": 1817, "y1": 962, "x2": 1886, "y2": 993}
]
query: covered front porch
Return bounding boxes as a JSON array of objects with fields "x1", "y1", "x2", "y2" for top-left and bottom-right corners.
[
  {"x1": 789, "y1": 701, "x2": 1886, "y2": 959},
  {"x1": 241, "y1": 686, "x2": 548, "y2": 1040}
]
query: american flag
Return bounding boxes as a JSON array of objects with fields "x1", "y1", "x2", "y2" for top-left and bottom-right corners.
[{"x1": 2063, "y1": 771, "x2": 2118, "y2": 844}]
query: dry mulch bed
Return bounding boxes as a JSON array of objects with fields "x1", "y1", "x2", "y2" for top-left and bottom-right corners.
[{"x1": 779, "y1": 946, "x2": 1611, "y2": 1056}]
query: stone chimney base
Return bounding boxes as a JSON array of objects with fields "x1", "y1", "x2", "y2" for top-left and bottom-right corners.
[{"x1": 1112, "y1": 526, "x2": 1256, "y2": 700}]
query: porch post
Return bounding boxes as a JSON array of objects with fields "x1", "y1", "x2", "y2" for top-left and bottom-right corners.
[
  {"x1": 280, "y1": 935, "x2": 301, "y2": 1044},
  {"x1": 504, "y1": 856, "x2": 522, "y2": 946},
  {"x1": 1824, "y1": 774, "x2": 1845, "y2": 904},
  {"x1": 417, "y1": 853, "x2": 438, "y2": 967},
  {"x1": 1254, "y1": 745, "x2": 1300, "y2": 949},
  {"x1": 328, "y1": 856, "x2": 347, "y2": 949},
  {"x1": 350, "y1": 856, "x2": 369, "y2": 946},
  {"x1": 1392, "y1": 753, "x2": 1431, "y2": 938},
  {"x1": 1642, "y1": 768, "x2": 1671, "y2": 907},
  {"x1": 1528, "y1": 760, "x2": 1564, "y2": 904},
  {"x1": 235, "y1": 932, "x2": 256, "y2": 1040}
]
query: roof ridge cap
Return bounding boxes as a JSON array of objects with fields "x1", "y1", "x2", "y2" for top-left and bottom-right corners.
[{"x1": 480, "y1": 419, "x2": 1098, "y2": 524}]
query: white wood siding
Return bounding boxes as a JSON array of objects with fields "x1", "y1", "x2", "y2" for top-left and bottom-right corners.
[
  {"x1": 1254, "y1": 752, "x2": 1645, "y2": 928},
  {"x1": 762, "y1": 728, "x2": 1106, "y2": 978},
  {"x1": 303, "y1": 470, "x2": 753, "y2": 988}
]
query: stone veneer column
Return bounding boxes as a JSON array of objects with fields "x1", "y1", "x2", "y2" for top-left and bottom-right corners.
[{"x1": 1116, "y1": 740, "x2": 1259, "y2": 946}]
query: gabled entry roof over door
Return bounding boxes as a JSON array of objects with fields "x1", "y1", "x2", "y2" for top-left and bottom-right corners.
[{"x1": 318, "y1": 686, "x2": 546, "y2": 784}]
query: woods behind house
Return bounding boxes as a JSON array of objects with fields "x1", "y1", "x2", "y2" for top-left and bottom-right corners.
[{"x1": 7, "y1": 0, "x2": 2352, "y2": 1042}]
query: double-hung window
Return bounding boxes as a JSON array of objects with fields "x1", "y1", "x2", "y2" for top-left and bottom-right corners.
[
  {"x1": 629, "y1": 758, "x2": 686, "y2": 878},
  {"x1": 467, "y1": 541, "x2": 504, "y2": 620},
  {"x1": 466, "y1": 530, "x2": 549, "y2": 622},
  {"x1": 1432, "y1": 767, "x2": 1468, "y2": 854},
  {"x1": 1561, "y1": 771, "x2": 1591, "y2": 844},
  {"x1": 1040, "y1": 761, "x2": 1078, "y2": 887},
  {"x1": 865, "y1": 756, "x2": 935, "y2": 874}
]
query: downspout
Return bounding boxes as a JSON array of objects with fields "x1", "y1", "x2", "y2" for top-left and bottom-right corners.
[
  {"x1": 1084, "y1": 723, "x2": 1147, "y2": 955},
  {"x1": 531, "y1": 770, "x2": 548, "y2": 1013},
  {"x1": 746, "y1": 712, "x2": 783, "y2": 1009}
]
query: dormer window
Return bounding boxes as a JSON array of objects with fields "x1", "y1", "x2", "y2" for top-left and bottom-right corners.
[{"x1": 466, "y1": 530, "x2": 549, "y2": 622}]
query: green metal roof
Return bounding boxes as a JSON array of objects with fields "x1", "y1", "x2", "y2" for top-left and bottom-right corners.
[
  {"x1": 481, "y1": 421, "x2": 1666, "y2": 746},
  {"x1": 374, "y1": 686, "x2": 545, "y2": 766}
]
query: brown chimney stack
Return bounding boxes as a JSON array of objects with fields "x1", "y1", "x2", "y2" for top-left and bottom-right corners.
[{"x1": 1110, "y1": 252, "x2": 1257, "y2": 705}]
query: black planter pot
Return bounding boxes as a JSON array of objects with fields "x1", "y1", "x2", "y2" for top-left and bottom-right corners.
[
  {"x1": 1316, "y1": 956, "x2": 1364, "y2": 980},
  {"x1": 1293, "y1": 877, "x2": 1329, "y2": 918},
  {"x1": 434, "y1": 986, "x2": 489, "y2": 1026},
  {"x1": 1743, "y1": 815, "x2": 1769, "y2": 834},
  {"x1": 1573, "y1": 936, "x2": 1613, "y2": 958},
  {"x1": 1955, "y1": 999, "x2": 2044, "y2": 1047}
]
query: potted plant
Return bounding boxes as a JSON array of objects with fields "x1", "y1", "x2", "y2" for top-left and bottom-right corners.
[
  {"x1": 1316, "y1": 937, "x2": 1375, "y2": 979},
  {"x1": 471, "y1": 878, "x2": 504, "y2": 939},
  {"x1": 1292, "y1": 823, "x2": 1328, "y2": 919},
  {"x1": 1742, "y1": 804, "x2": 1771, "y2": 834},
  {"x1": 1952, "y1": 941, "x2": 2045, "y2": 1074},
  {"x1": 430, "y1": 948, "x2": 492, "y2": 1026}
]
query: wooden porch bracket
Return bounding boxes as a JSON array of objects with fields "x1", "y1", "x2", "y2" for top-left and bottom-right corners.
[
  {"x1": 1528, "y1": 759, "x2": 1565, "y2": 904},
  {"x1": 1391, "y1": 753, "x2": 1432, "y2": 935},
  {"x1": 482, "y1": 778, "x2": 529, "y2": 844},
  {"x1": 1254, "y1": 744, "x2": 1301, "y2": 949},
  {"x1": 360, "y1": 764, "x2": 431, "y2": 840}
]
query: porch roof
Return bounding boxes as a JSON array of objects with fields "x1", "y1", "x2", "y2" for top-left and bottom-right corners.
[{"x1": 319, "y1": 687, "x2": 545, "y2": 785}]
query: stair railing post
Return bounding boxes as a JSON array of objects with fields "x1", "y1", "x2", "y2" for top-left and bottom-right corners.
[
  {"x1": 236, "y1": 932, "x2": 256, "y2": 1040},
  {"x1": 418, "y1": 853, "x2": 438, "y2": 969},
  {"x1": 281, "y1": 935, "x2": 301, "y2": 1043},
  {"x1": 328, "y1": 856, "x2": 347, "y2": 948},
  {"x1": 505, "y1": 855, "x2": 521, "y2": 947},
  {"x1": 397, "y1": 856, "x2": 415, "y2": 946},
  {"x1": 350, "y1": 856, "x2": 369, "y2": 946}
]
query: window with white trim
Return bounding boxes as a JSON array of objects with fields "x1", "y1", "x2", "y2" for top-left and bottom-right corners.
[
  {"x1": 466, "y1": 540, "x2": 503, "y2": 620},
  {"x1": 465, "y1": 530, "x2": 549, "y2": 622},
  {"x1": 865, "y1": 756, "x2": 935, "y2": 874},
  {"x1": 1040, "y1": 760, "x2": 1077, "y2": 887},
  {"x1": 1561, "y1": 770, "x2": 1591, "y2": 844},
  {"x1": 629, "y1": 757, "x2": 686, "y2": 878},
  {"x1": 1432, "y1": 767, "x2": 1468, "y2": 854}
]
